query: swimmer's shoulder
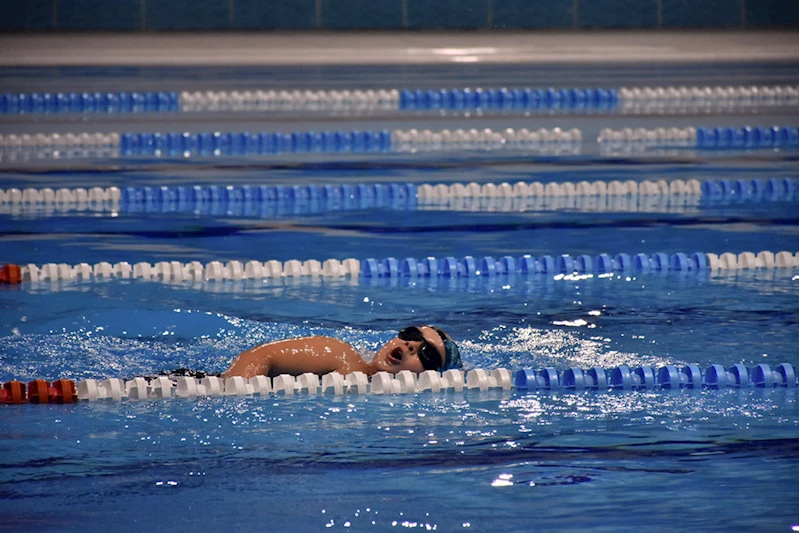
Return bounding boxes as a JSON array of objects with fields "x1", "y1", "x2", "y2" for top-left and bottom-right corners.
[
  {"x1": 308, "y1": 335, "x2": 359, "y2": 350},
  {"x1": 269, "y1": 335, "x2": 358, "y2": 351}
]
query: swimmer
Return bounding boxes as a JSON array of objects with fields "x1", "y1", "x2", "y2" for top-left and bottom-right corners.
[{"x1": 221, "y1": 325, "x2": 461, "y2": 379}]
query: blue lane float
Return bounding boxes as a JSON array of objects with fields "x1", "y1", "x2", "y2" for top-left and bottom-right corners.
[
  {"x1": 0, "y1": 91, "x2": 179, "y2": 114},
  {"x1": 398, "y1": 87, "x2": 618, "y2": 112},
  {"x1": 695, "y1": 126, "x2": 799, "y2": 149},
  {"x1": 118, "y1": 129, "x2": 393, "y2": 156},
  {"x1": 116, "y1": 182, "x2": 417, "y2": 209},
  {"x1": 385, "y1": 252, "x2": 798, "y2": 280},
  {"x1": 700, "y1": 176, "x2": 799, "y2": 204},
  {"x1": 358, "y1": 250, "x2": 797, "y2": 278},
  {"x1": 516, "y1": 363, "x2": 798, "y2": 390}
]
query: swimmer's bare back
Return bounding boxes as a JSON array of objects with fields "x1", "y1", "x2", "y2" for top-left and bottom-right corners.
[{"x1": 222, "y1": 336, "x2": 373, "y2": 379}]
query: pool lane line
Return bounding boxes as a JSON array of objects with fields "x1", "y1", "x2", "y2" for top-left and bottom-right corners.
[
  {"x1": 4, "y1": 190, "x2": 712, "y2": 216},
  {"x1": 2, "y1": 249, "x2": 797, "y2": 287},
  {"x1": 2, "y1": 362, "x2": 796, "y2": 405},
  {"x1": 2, "y1": 84, "x2": 796, "y2": 116},
  {"x1": 1, "y1": 125, "x2": 797, "y2": 165},
  {"x1": 0, "y1": 127, "x2": 581, "y2": 156},
  {"x1": 2, "y1": 176, "x2": 797, "y2": 216}
]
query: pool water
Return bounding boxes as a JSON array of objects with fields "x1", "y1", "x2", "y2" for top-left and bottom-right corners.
[{"x1": 1, "y1": 62, "x2": 799, "y2": 532}]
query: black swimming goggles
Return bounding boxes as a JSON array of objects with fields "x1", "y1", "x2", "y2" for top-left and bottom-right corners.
[{"x1": 398, "y1": 326, "x2": 445, "y2": 371}]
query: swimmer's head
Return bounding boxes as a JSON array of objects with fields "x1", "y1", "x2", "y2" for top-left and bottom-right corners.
[{"x1": 373, "y1": 325, "x2": 462, "y2": 374}]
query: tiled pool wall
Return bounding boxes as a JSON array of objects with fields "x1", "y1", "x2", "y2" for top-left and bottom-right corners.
[{"x1": 1, "y1": 0, "x2": 797, "y2": 31}]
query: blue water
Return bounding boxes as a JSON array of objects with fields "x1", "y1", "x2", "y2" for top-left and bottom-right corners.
[{"x1": 1, "y1": 63, "x2": 799, "y2": 532}]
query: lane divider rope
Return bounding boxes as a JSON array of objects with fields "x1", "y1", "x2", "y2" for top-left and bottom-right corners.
[
  {"x1": 3, "y1": 270, "x2": 790, "y2": 296},
  {"x1": 3, "y1": 85, "x2": 796, "y2": 116},
  {"x1": 1, "y1": 362, "x2": 795, "y2": 404},
  {"x1": 2, "y1": 249, "x2": 797, "y2": 286},
  {"x1": 1, "y1": 125, "x2": 796, "y2": 163},
  {"x1": 0, "y1": 193, "x2": 708, "y2": 216},
  {"x1": 0, "y1": 127, "x2": 581, "y2": 158},
  {"x1": 2, "y1": 177, "x2": 797, "y2": 214}
]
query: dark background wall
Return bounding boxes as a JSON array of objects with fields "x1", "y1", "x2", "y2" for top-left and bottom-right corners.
[{"x1": 0, "y1": 0, "x2": 797, "y2": 31}]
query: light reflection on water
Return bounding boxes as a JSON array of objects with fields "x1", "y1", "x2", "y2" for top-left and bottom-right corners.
[
  {"x1": 461, "y1": 325, "x2": 673, "y2": 373},
  {"x1": 2, "y1": 387, "x2": 797, "y2": 532}
]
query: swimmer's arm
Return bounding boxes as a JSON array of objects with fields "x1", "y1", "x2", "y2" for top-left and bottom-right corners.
[{"x1": 221, "y1": 336, "x2": 368, "y2": 379}]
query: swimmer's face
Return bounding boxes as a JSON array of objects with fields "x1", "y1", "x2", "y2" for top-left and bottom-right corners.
[{"x1": 372, "y1": 326, "x2": 446, "y2": 374}]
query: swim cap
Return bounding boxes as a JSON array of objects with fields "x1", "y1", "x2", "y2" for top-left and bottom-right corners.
[
  {"x1": 442, "y1": 338, "x2": 462, "y2": 371},
  {"x1": 421, "y1": 324, "x2": 463, "y2": 371}
]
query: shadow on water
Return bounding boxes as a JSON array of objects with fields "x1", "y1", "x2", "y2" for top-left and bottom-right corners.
[{"x1": 2, "y1": 436, "x2": 797, "y2": 481}]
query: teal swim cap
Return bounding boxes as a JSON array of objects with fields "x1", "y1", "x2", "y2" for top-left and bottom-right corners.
[
  {"x1": 423, "y1": 324, "x2": 462, "y2": 371},
  {"x1": 442, "y1": 338, "x2": 462, "y2": 371}
]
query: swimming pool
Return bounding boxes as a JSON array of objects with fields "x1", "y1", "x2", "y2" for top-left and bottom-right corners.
[{"x1": 1, "y1": 56, "x2": 799, "y2": 533}]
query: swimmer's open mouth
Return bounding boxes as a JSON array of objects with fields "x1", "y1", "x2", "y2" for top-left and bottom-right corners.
[{"x1": 388, "y1": 347, "x2": 403, "y2": 364}]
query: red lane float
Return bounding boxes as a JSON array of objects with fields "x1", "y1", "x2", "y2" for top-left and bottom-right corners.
[
  {"x1": 51, "y1": 379, "x2": 77, "y2": 403},
  {"x1": 1, "y1": 380, "x2": 77, "y2": 404},
  {"x1": 27, "y1": 380, "x2": 50, "y2": 403},
  {"x1": 1, "y1": 380, "x2": 26, "y2": 404},
  {"x1": 23, "y1": 379, "x2": 77, "y2": 404},
  {"x1": 0, "y1": 264, "x2": 22, "y2": 284}
]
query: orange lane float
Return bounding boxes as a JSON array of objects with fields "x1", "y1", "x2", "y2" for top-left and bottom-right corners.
[
  {"x1": 0, "y1": 264, "x2": 22, "y2": 284},
  {"x1": 24, "y1": 379, "x2": 77, "y2": 404},
  {"x1": 1, "y1": 380, "x2": 27, "y2": 404}
]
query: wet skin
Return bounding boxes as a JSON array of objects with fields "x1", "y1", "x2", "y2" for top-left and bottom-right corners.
[{"x1": 222, "y1": 326, "x2": 446, "y2": 379}]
